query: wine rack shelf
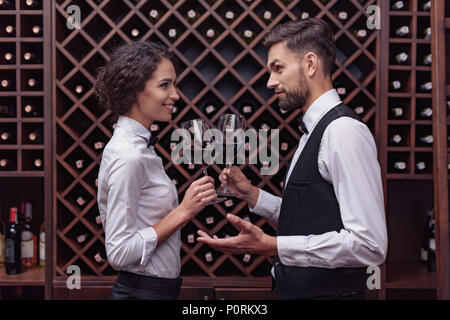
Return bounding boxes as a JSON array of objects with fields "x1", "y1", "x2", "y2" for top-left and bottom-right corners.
[
  {"x1": 378, "y1": 0, "x2": 450, "y2": 300},
  {"x1": 0, "y1": 0, "x2": 52, "y2": 300},
  {"x1": 52, "y1": 0, "x2": 379, "y2": 289}
]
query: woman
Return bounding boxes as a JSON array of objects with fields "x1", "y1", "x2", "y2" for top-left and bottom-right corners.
[{"x1": 95, "y1": 42, "x2": 216, "y2": 300}]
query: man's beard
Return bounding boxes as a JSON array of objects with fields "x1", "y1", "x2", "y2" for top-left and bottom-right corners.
[{"x1": 279, "y1": 72, "x2": 310, "y2": 113}]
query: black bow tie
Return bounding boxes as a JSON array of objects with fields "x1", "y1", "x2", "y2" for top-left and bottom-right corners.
[
  {"x1": 297, "y1": 115, "x2": 309, "y2": 134},
  {"x1": 147, "y1": 136, "x2": 159, "y2": 148}
]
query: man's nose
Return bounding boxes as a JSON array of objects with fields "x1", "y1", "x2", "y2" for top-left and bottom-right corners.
[{"x1": 267, "y1": 75, "x2": 279, "y2": 89}]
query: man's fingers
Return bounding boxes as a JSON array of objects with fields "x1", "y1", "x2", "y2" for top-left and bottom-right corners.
[
  {"x1": 196, "y1": 182, "x2": 215, "y2": 193},
  {"x1": 226, "y1": 213, "x2": 253, "y2": 232}
]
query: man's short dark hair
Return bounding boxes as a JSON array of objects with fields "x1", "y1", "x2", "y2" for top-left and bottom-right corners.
[{"x1": 263, "y1": 18, "x2": 336, "y2": 77}]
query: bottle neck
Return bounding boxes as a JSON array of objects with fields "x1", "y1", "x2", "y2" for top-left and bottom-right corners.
[{"x1": 9, "y1": 208, "x2": 17, "y2": 223}]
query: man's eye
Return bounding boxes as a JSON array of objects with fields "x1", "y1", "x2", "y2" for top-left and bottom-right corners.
[{"x1": 275, "y1": 66, "x2": 282, "y2": 72}]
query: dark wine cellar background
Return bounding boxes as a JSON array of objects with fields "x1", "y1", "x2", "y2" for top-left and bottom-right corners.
[{"x1": 0, "y1": 0, "x2": 449, "y2": 300}]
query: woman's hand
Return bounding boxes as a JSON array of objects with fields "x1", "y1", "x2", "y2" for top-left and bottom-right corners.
[{"x1": 179, "y1": 176, "x2": 217, "y2": 218}]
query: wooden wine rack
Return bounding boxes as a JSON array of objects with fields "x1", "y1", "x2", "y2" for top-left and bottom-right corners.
[
  {"x1": 378, "y1": 0, "x2": 450, "y2": 299},
  {"x1": 0, "y1": 0, "x2": 52, "y2": 299},
  {"x1": 52, "y1": 0, "x2": 380, "y2": 296}
]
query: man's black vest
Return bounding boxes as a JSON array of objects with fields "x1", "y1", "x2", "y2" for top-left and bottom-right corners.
[{"x1": 274, "y1": 103, "x2": 368, "y2": 299}]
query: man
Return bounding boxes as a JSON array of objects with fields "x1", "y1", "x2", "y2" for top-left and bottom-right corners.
[{"x1": 197, "y1": 18, "x2": 388, "y2": 300}]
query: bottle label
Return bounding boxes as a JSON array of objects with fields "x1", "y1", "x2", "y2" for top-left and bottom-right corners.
[
  {"x1": 5, "y1": 238, "x2": 15, "y2": 263},
  {"x1": 21, "y1": 231, "x2": 34, "y2": 258},
  {"x1": 421, "y1": 248, "x2": 428, "y2": 261},
  {"x1": 39, "y1": 240, "x2": 45, "y2": 263},
  {"x1": 429, "y1": 239, "x2": 436, "y2": 251}
]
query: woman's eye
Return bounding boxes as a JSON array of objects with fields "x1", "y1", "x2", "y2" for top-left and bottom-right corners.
[{"x1": 161, "y1": 83, "x2": 169, "y2": 88}]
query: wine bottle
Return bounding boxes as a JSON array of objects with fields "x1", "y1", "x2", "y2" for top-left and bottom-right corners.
[
  {"x1": 1, "y1": 79, "x2": 12, "y2": 89},
  {"x1": 205, "y1": 216, "x2": 214, "y2": 225},
  {"x1": 33, "y1": 158, "x2": 43, "y2": 169},
  {"x1": 241, "y1": 29, "x2": 255, "y2": 44},
  {"x1": 0, "y1": 158, "x2": 11, "y2": 169},
  {"x1": 148, "y1": 9, "x2": 160, "y2": 24},
  {"x1": 336, "y1": 86, "x2": 346, "y2": 96},
  {"x1": 422, "y1": 53, "x2": 432, "y2": 66},
  {"x1": 391, "y1": 1, "x2": 404, "y2": 10},
  {"x1": 23, "y1": 52, "x2": 36, "y2": 63},
  {"x1": 395, "y1": 25, "x2": 410, "y2": 37},
  {"x1": 421, "y1": 204, "x2": 436, "y2": 272},
  {"x1": 5, "y1": 207, "x2": 22, "y2": 275},
  {"x1": 0, "y1": 0, "x2": 12, "y2": 9},
  {"x1": 168, "y1": 28, "x2": 178, "y2": 42},
  {"x1": 419, "y1": 134, "x2": 433, "y2": 144},
  {"x1": 261, "y1": 10, "x2": 273, "y2": 23},
  {"x1": 25, "y1": 0, "x2": 39, "y2": 8},
  {"x1": 27, "y1": 77, "x2": 38, "y2": 89},
  {"x1": 242, "y1": 105, "x2": 252, "y2": 114},
  {"x1": 390, "y1": 133, "x2": 402, "y2": 144},
  {"x1": 296, "y1": 11, "x2": 310, "y2": 20},
  {"x1": 243, "y1": 254, "x2": 251, "y2": 263},
  {"x1": 0, "y1": 130, "x2": 12, "y2": 143},
  {"x1": 76, "y1": 196, "x2": 86, "y2": 207},
  {"x1": 94, "y1": 141, "x2": 105, "y2": 150},
  {"x1": 205, "y1": 251, "x2": 213, "y2": 263},
  {"x1": 0, "y1": 206, "x2": 4, "y2": 267},
  {"x1": 390, "y1": 80, "x2": 402, "y2": 91},
  {"x1": 39, "y1": 222, "x2": 44, "y2": 268},
  {"x1": 419, "y1": 107, "x2": 432, "y2": 118},
  {"x1": 28, "y1": 129, "x2": 42, "y2": 143},
  {"x1": 224, "y1": 10, "x2": 235, "y2": 23},
  {"x1": 205, "y1": 28, "x2": 218, "y2": 43},
  {"x1": 393, "y1": 161, "x2": 406, "y2": 171},
  {"x1": 420, "y1": 82, "x2": 432, "y2": 92},
  {"x1": 424, "y1": 27, "x2": 431, "y2": 40},
  {"x1": 423, "y1": 1, "x2": 431, "y2": 11},
  {"x1": 95, "y1": 215, "x2": 102, "y2": 225},
  {"x1": 187, "y1": 233, "x2": 195, "y2": 244},
  {"x1": 150, "y1": 124, "x2": 159, "y2": 132},
  {"x1": 334, "y1": 11, "x2": 348, "y2": 22},
  {"x1": 416, "y1": 161, "x2": 426, "y2": 171},
  {"x1": 391, "y1": 107, "x2": 404, "y2": 118},
  {"x1": 21, "y1": 202, "x2": 37, "y2": 268},
  {"x1": 24, "y1": 104, "x2": 38, "y2": 116},
  {"x1": 185, "y1": 9, "x2": 198, "y2": 24},
  {"x1": 354, "y1": 106, "x2": 364, "y2": 115},
  {"x1": 75, "y1": 159, "x2": 84, "y2": 169},
  {"x1": 204, "y1": 103, "x2": 216, "y2": 115},
  {"x1": 94, "y1": 250, "x2": 106, "y2": 264},
  {"x1": 5, "y1": 25, "x2": 15, "y2": 35},
  {"x1": 130, "y1": 28, "x2": 140, "y2": 38},
  {"x1": 4, "y1": 52, "x2": 14, "y2": 63},
  {"x1": 281, "y1": 142, "x2": 288, "y2": 152},
  {"x1": 75, "y1": 85, "x2": 84, "y2": 95},
  {"x1": 353, "y1": 29, "x2": 367, "y2": 41},
  {"x1": 32, "y1": 25, "x2": 41, "y2": 35},
  {"x1": 76, "y1": 233, "x2": 88, "y2": 244},
  {"x1": 394, "y1": 52, "x2": 408, "y2": 64},
  {"x1": 0, "y1": 105, "x2": 13, "y2": 116}
]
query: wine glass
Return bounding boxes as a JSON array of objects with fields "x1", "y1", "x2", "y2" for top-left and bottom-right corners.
[
  {"x1": 180, "y1": 118, "x2": 226, "y2": 205},
  {"x1": 216, "y1": 113, "x2": 245, "y2": 197}
]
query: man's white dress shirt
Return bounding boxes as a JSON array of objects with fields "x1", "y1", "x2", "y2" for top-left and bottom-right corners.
[
  {"x1": 250, "y1": 89, "x2": 388, "y2": 271},
  {"x1": 98, "y1": 116, "x2": 181, "y2": 278}
]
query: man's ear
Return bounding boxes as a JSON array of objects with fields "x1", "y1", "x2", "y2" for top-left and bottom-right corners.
[{"x1": 302, "y1": 52, "x2": 318, "y2": 78}]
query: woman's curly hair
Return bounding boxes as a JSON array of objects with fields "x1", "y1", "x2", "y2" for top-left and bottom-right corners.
[{"x1": 94, "y1": 41, "x2": 176, "y2": 123}]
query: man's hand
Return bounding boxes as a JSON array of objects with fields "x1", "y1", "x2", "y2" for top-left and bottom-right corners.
[
  {"x1": 197, "y1": 214, "x2": 277, "y2": 257},
  {"x1": 219, "y1": 166, "x2": 260, "y2": 208}
]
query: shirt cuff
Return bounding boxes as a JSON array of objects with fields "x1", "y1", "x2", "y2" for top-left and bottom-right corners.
[
  {"x1": 248, "y1": 189, "x2": 281, "y2": 223},
  {"x1": 277, "y1": 235, "x2": 309, "y2": 267},
  {"x1": 136, "y1": 227, "x2": 158, "y2": 269}
]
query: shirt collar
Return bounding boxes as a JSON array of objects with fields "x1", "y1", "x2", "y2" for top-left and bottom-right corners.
[
  {"x1": 116, "y1": 115, "x2": 152, "y2": 142},
  {"x1": 302, "y1": 89, "x2": 342, "y2": 135}
]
